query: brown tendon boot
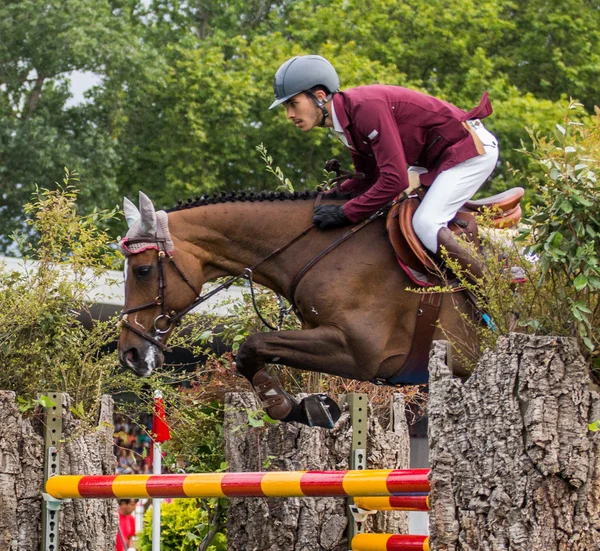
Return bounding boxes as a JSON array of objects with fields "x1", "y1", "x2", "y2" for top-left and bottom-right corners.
[
  {"x1": 252, "y1": 369, "x2": 294, "y2": 420},
  {"x1": 436, "y1": 227, "x2": 485, "y2": 282}
]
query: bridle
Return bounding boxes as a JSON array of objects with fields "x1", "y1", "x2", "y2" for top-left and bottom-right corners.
[
  {"x1": 119, "y1": 223, "x2": 315, "y2": 352},
  {"x1": 119, "y1": 197, "x2": 393, "y2": 353},
  {"x1": 120, "y1": 238, "x2": 204, "y2": 352}
]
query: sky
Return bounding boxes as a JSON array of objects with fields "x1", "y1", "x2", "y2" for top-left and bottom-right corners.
[{"x1": 67, "y1": 71, "x2": 102, "y2": 106}]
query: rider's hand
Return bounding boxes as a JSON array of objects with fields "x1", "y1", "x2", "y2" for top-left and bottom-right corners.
[
  {"x1": 324, "y1": 158, "x2": 341, "y2": 173},
  {"x1": 313, "y1": 205, "x2": 350, "y2": 230}
]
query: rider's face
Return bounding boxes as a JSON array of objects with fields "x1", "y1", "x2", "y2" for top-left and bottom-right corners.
[{"x1": 285, "y1": 93, "x2": 322, "y2": 132}]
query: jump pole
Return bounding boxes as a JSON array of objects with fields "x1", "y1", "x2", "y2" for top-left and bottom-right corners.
[
  {"x1": 353, "y1": 495, "x2": 429, "y2": 512},
  {"x1": 351, "y1": 534, "x2": 429, "y2": 551},
  {"x1": 45, "y1": 469, "x2": 430, "y2": 499}
]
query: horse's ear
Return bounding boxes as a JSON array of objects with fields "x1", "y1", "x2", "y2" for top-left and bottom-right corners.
[
  {"x1": 138, "y1": 191, "x2": 157, "y2": 235},
  {"x1": 123, "y1": 197, "x2": 140, "y2": 228}
]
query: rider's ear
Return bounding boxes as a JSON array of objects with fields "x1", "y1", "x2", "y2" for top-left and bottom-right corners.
[
  {"x1": 123, "y1": 197, "x2": 140, "y2": 228},
  {"x1": 138, "y1": 192, "x2": 157, "y2": 235}
]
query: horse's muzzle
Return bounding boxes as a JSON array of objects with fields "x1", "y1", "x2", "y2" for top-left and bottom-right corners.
[{"x1": 119, "y1": 343, "x2": 164, "y2": 377}]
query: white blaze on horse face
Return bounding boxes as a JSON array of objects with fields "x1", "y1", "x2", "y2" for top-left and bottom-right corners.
[
  {"x1": 123, "y1": 258, "x2": 129, "y2": 283},
  {"x1": 143, "y1": 346, "x2": 157, "y2": 374}
]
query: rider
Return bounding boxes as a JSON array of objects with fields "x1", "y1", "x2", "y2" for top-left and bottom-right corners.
[{"x1": 269, "y1": 55, "x2": 499, "y2": 280}]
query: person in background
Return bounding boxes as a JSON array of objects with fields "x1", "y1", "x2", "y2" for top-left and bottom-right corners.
[{"x1": 116, "y1": 498, "x2": 138, "y2": 551}]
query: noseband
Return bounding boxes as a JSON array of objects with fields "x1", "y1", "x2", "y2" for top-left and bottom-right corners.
[{"x1": 120, "y1": 239, "x2": 205, "y2": 352}]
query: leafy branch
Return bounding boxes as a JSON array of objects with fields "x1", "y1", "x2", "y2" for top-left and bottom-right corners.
[{"x1": 256, "y1": 143, "x2": 295, "y2": 192}]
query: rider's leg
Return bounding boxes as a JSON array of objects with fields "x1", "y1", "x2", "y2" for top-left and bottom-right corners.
[{"x1": 412, "y1": 122, "x2": 499, "y2": 280}]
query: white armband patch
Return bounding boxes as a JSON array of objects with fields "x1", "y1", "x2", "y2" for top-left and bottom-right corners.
[{"x1": 368, "y1": 129, "x2": 379, "y2": 140}]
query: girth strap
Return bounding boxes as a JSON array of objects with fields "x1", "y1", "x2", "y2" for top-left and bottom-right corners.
[{"x1": 386, "y1": 292, "x2": 443, "y2": 385}]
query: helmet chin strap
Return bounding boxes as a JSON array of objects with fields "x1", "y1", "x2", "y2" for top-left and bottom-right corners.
[{"x1": 306, "y1": 91, "x2": 332, "y2": 127}]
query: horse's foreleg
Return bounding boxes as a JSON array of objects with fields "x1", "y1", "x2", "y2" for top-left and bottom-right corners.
[{"x1": 235, "y1": 325, "x2": 364, "y2": 428}]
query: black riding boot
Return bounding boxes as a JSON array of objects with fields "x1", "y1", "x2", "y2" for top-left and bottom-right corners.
[{"x1": 436, "y1": 227, "x2": 485, "y2": 282}]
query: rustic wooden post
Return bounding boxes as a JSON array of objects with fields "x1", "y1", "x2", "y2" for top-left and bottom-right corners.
[
  {"x1": 224, "y1": 392, "x2": 410, "y2": 551},
  {"x1": 0, "y1": 391, "x2": 117, "y2": 551},
  {"x1": 427, "y1": 334, "x2": 600, "y2": 550}
]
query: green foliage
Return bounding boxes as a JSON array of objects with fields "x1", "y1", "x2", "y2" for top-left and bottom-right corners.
[
  {"x1": 2, "y1": 0, "x2": 600, "y2": 251},
  {"x1": 0, "y1": 170, "x2": 122, "y2": 417},
  {"x1": 163, "y1": 398, "x2": 227, "y2": 475},
  {"x1": 443, "y1": 103, "x2": 599, "y2": 370},
  {"x1": 256, "y1": 143, "x2": 295, "y2": 192},
  {"x1": 138, "y1": 499, "x2": 226, "y2": 551},
  {"x1": 517, "y1": 102, "x2": 600, "y2": 358},
  {"x1": 0, "y1": 0, "x2": 145, "y2": 251}
]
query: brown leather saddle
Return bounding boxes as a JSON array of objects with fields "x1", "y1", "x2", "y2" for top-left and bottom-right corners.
[
  {"x1": 386, "y1": 186, "x2": 525, "y2": 285},
  {"x1": 377, "y1": 186, "x2": 525, "y2": 385}
]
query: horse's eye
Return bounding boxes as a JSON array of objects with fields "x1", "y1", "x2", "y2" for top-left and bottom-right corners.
[{"x1": 134, "y1": 265, "x2": 154, "y2": 280}]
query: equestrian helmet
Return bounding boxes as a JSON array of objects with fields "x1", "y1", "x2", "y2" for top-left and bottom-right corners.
[{"x1": 269, "y1": 55, "x2": 340, "y2": 109}]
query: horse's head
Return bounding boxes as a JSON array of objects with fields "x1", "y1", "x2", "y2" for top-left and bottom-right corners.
[{"x1": 117, "y1": 192, "x2": 203, "y2": 377}]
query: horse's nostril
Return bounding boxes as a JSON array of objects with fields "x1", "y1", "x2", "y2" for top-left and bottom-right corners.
[{"x1": 124, "y1": 348, "x2": 140, "y2": 366}]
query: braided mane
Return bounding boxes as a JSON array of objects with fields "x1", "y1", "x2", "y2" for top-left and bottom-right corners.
[{"x1": 168, "y1": 189, "x2": 350, "y2": 212}]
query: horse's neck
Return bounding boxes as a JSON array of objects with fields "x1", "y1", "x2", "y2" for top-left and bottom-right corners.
[{"x1": 171, "y1": 201, "x2": 316, "y2": 295}]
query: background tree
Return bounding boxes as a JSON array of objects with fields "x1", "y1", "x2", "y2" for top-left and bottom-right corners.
[
  {"x1": 1, "y1": 0, "x2": 599, "y2": 251},
  {"x1": 0, "y1": 0, "x2": 145, "y2": 250}
]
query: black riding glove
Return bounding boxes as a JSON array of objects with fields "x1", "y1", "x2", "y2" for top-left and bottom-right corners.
[{"x1": 313, "y1": 204, "x2": 351, "y2": 230}]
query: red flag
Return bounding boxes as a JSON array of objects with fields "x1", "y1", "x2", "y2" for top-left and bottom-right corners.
[{"x1": 152, "y1": 391, "x2": 171, "y2": 443}]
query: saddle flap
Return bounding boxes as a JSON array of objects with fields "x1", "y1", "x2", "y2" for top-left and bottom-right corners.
[
  {"x1": 387, "y1": 197, "x2": 483, "y2": 282},
  {"x1": 386, "y1": 198, "x2": 437, "y2": 273}
]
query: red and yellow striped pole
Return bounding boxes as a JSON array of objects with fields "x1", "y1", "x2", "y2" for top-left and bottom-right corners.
[
  {"x1": 45, "y1": 469, "x2": 430, "y2": 500},
  {"x1": 353, "y1": 495, "x2": 429, "y2": 512},
  {"x1": 351, "y1": 534, "x2": 429, "y2": 551}
]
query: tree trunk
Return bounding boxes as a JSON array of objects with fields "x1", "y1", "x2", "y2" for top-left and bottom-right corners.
[
  {"x1": 0, "y1": 391, "x2": 117, "y2": 551},
  {"x1": 224, "y1": 392, "x2": 410, "y2": 551},
  {"x1": 58, "y1": 394, "x2": 118, "y2": 551},
  {"x1": 427, "y1": 334, "x2": 600, "y2": 550}
]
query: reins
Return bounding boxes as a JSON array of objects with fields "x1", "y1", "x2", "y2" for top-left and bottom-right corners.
[
  {"x1": 119, "y1": 222, "x2": 316, "y2": 350},
  {"x1": 289, "y1": 202, "x2": 393, "y2": 307},
  {"x1": 120, "y1": 195, "x2": 395, "y2": 351}
]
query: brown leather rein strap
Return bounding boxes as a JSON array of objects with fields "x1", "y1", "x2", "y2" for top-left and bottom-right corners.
[
  {"x1": 164, "y1": 222, "x2": 317, "y2": 329},
  {"x1": 289, "y1": 201, "x2": 396, "y2": 309},
  {"x1": 120, "y1": 224, "x2": 317, "y2": 350},
  {"x1": 120, "y1": 316, "x2": 172, "y2": 352}
]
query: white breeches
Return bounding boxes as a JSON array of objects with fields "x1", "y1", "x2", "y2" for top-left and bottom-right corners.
[{"x1": 411, "y1": 121, "x2": 499, "y2": 253}]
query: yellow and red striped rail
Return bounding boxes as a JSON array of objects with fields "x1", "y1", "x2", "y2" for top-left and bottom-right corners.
[
  {"x1": 352, "y1": 534, "x2": 429, "y2": 551},
  {"x1": 45, "y1": 469, "x2": 430, "y2": 500},
  {"x1": 354, "y1": 495, "x2": 430, "y2": 512}
]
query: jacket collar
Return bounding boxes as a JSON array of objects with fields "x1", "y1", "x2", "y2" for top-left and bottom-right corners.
[{"x1": 331, "y1": 93, "x2": 356, "y2": 150}]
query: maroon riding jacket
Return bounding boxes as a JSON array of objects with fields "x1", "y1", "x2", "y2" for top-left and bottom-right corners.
[{"x1": 332, "y1": 85, "x2": 493, "y2": 222}]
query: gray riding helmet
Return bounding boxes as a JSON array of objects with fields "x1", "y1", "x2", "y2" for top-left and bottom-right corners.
[{"x1": 269, "y1": 55, "x2": 340, "y2": 109}]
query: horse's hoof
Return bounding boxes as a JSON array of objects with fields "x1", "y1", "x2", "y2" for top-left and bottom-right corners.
[{"x1": 302, "y1": 394, "x2": 342, "y2": 429}]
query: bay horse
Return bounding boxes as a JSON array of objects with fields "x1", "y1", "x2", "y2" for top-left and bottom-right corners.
[{"x1": 117, "y1": 191, "x2": 478, "y2": 428}]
